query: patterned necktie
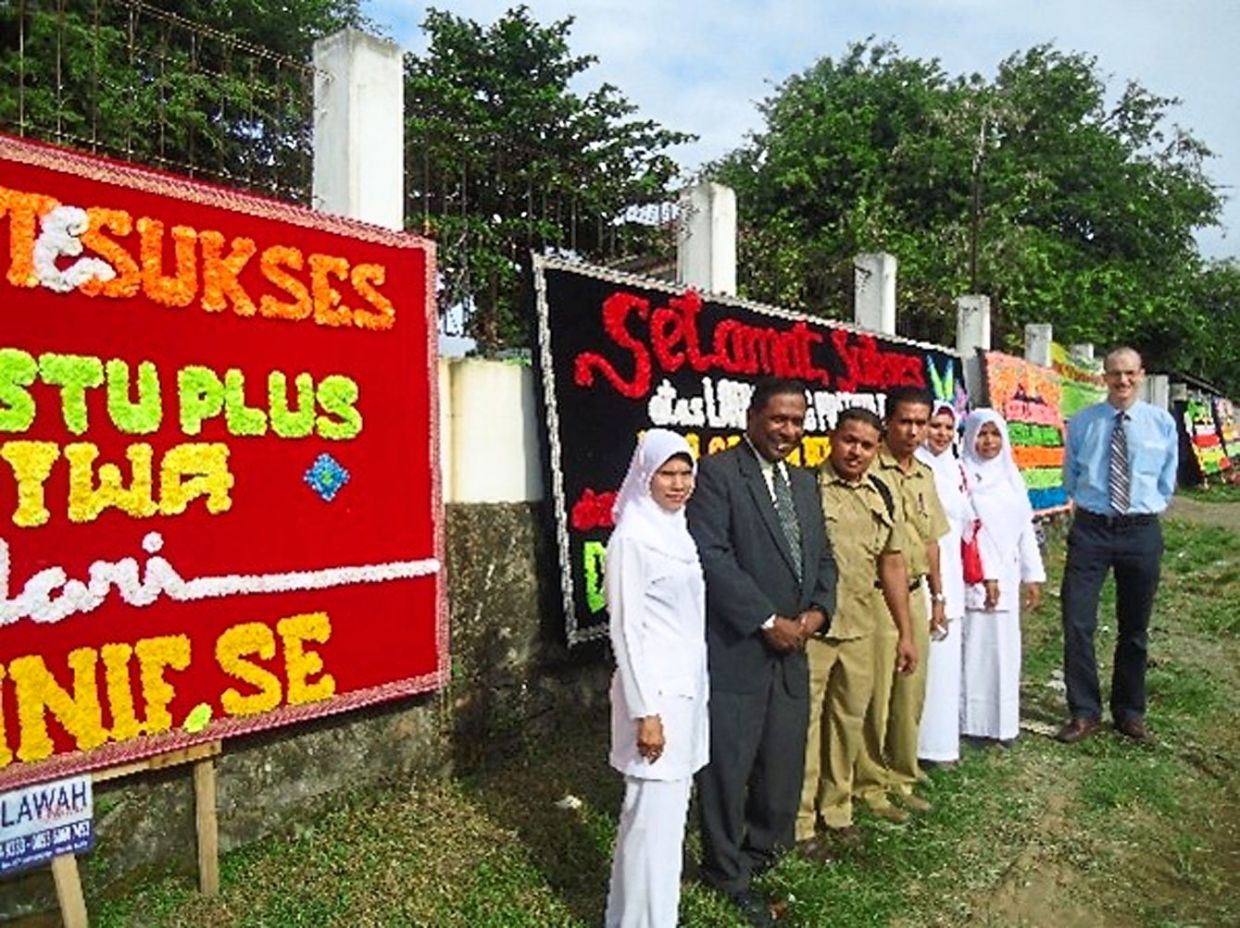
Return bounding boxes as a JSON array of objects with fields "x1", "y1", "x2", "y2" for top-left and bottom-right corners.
[
  {"x1": 1109, "y1": 411, "x2": 1131, "y2": 513},
  {"x1": 772, "y1": 463, "x2": 803, "y2": 580}
]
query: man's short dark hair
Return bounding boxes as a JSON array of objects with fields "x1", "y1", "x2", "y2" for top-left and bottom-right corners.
[
  {"x1": 748, "y1": 377, "x2": 807, "y2": 416},
  {"x1": 836, "y1": 407, "x2": 883, "y2": 434},
  {"x1": 884, "y1": 386, "x2": 934, "y2": 419}
]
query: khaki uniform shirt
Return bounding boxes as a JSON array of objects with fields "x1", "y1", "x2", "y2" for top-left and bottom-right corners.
[
  {"x1": 818, "y1": 461, "x2": 901, "y2": 640},
  {"x1": 871, "y1": 447, "x2": 949, "y2": 579}
]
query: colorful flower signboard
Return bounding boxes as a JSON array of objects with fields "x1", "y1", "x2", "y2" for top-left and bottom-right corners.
[
  {"x1": 1178, "y1": 393, "x2": 1232, "y2": 480},
  {"x1": 0, "y1": 134, "x2": 445, "y2": 789},
  {"x1": 1050, "y1": 342, "x2": 1106, "y2": 419},
  {"x1": 981, "y1": 351, "x2": 1069, "y2": 514},
  {"x1": 534, "y1": 256, "x2": 966, "y2": 643},
  {"x1": 1214, "y1": 397, "x2": 1238, "y2": 463}
]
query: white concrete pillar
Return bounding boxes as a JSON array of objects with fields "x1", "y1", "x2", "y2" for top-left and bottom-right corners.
[
  {"x1": 956, "y1": 295, "x2": 991, "y2": 406},
  {"x1": 1070, "y1": 343, "x2": 1095, "y2": 365},
  {"x1": 1145, "y1": 374, "x2": 1171, "y2": 410},
  {"x1": 312, "y1": 29, "x2": 405, "y2": 230},
  {"x1": 437, "y1": 359, "x2": 454, "y2": 503},
  {"x1": 1024, "y1": 323, "x2": 1052, "y2": 367},
  {"x1": 447, "y1": 359, "x2": 543, "y2": 503},
  {"x1": 676, "y1": 182, "x2": 737, "y2": 296},
  {"x1": 853, "y1": 253, "x2": 897, "y2": 335},
  {"x1": 956, "y1": 295, "x2": 991, "y2": 355}
]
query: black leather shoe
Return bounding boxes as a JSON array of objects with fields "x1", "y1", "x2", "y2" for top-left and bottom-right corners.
[{"x1": 728, "y1": 889, "x2": 776, "y2": 927}]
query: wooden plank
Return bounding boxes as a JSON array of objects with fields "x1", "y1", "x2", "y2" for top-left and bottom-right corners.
[
  {"x1": 50, "y1": 854, "x2": 89, "y2": 928},
  {"x1": 193, "y1": 757, "x2": 220, "y2": 895},
  {"x1": 92, "y1": 741, "x2": 222, "y2": 784}
]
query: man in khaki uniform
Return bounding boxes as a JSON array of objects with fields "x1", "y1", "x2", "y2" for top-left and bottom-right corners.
[
  {"x1": 855, "y1": 387, "x2": 949, "y2": 822},
  {"x1": 796, "y1": 408, "x2": 917, "y2": 856}
]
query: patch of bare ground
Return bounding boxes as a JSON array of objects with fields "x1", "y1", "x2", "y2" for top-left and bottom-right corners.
[
  {"x1": 1167, "y1": 494, "x2": 1240, "y2": 531},
  {"x1": 968, "y1": 791, "x2": 1115, "y2": 928}
]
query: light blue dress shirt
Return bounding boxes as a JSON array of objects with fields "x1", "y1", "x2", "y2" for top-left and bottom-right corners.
[{"x1": 1063, "y1": 400, "x2": 1178, "y2": 515}]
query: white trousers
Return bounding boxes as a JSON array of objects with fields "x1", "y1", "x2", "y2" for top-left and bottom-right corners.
[
  {"x1": 918, "y1": 616, "x2": 963, "y2": 762},
  {"x1": 961, "y1": 608, "x2": 1022, "y2": 740},
  {"x1": 605, "y1": 775, "x2": 692, "y2": 928}
]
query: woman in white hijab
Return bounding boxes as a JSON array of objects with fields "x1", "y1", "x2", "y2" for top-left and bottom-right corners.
[
  {"x1": 605, "y1": 428, "x2": 708, "y2": 928},
  {"x1": 959, "y1": 409, "x2": 1046, "y2": 744},
  {"x1": 916, "y1": 402, "x2": 972, "y2": 765}
]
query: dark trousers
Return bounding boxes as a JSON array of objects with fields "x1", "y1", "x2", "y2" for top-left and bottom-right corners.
[
  {"x1": 1061, "y1": 515, "x2": 1164, "y2": 724},
  {"x1": 696, "y1": 659, "x2": 808, "y2": 896}
]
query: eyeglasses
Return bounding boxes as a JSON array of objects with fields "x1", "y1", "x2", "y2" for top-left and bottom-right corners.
[{"x1": 1104, "y1": 369, "x2": 1141, "y2": 380}]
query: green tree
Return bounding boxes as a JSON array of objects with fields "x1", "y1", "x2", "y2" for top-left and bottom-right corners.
[
  {"x1": 0, "y1": 0, "x2": 370, "y2": 199},
  {"x1": 710, "y1": 40, "x2": 1228, "y2": 381},
  {"x1": 1175, "y1": 261, "x2": 1240, "y2": 393},
  {"x1": 968, "y1": 46, "x2": 1221, "y2": 358},
  {"x1": 405, "y1": 5, "x2": 692, "y2": 351},
  {"x1": 710, "y1": 41, "x2": 977, "y2": 342}
]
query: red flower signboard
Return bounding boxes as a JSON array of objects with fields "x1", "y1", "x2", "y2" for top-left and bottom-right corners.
[{"x1": 0, "y1": 134, "x2": 445, "y2": 788}]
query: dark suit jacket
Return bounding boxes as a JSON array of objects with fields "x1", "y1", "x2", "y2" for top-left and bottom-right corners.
[{"x1": 687, "y1": 442, "x2": 838, "y2": 695}]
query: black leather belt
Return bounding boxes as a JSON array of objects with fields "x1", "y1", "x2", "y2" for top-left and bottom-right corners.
[{"x1": 1075, "y1": 509, "x2": 1159, "y2": 528}]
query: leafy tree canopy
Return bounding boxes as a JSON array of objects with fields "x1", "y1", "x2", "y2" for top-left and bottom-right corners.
[
  {"x1": 405, "y1": 5, "x2": 693, "y2": 351},
  {"x1": 0, "y1": 0, "x2": 370, "y2": 197},
  {"x1": 709, "y1": 39, "x2": 1234, "y2": 392}
]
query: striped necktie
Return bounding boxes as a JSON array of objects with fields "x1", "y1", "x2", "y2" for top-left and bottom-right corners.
[
  {"x1": 772, "y1": 463, "x2": 803, "y2": 580},
  {"x1": 1108, "y1": 411, "x2": 1131, "y2": 513}
]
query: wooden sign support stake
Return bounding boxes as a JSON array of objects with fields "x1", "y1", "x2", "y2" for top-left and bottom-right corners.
[
  {"x1": 50, "y1": 853, "x2": 89, "y2": 928},
  {"x1": 193, "y1": 755, "x2": 220, "y2": 895},
  {"x1": 69, "y1": 738, "x2": 227, "y2": 923},
  {"x1": 21, "y1": 740, "x2": 226, "y2": 928}
]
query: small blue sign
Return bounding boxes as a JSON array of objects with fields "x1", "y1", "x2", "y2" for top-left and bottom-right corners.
[{"x1": 0, "y1": 775, "x2": 94, "y2": 875}]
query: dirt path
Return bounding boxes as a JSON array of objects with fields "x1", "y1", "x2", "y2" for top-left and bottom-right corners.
[
  {"x1": 1166, "y1": 495, "x2": 1239, "y2": 532},
  {"x1": 965, "y1": 786, "x2": 1117, "y2": 928}
]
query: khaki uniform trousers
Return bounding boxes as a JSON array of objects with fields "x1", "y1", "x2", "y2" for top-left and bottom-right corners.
[
  {"x1": 855, "y1": 585, "x2": 930, "y2": 805},
  {"x1": 796, "y1": 634, "x2": 876, "y2": 837},
  {"x1": 885, "y1": 585, "x2": 931, "y2": 795}
]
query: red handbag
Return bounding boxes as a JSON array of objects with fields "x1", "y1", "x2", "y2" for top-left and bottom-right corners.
[{"x1": 962, "y1": 519, "x2": 985, "y2": 585}]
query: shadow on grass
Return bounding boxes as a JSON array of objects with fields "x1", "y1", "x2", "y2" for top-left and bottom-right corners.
[{"x1": 456, "y1": 710, "x2": 619, "y2": 926}]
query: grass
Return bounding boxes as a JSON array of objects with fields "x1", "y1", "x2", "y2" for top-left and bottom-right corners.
[
  {"x1": 1180, "y1": 482, "x2": 1240, "y2": 503},
  {"x1": 1075, "y1": 738, "x2": 1179, "y2": 816},
  {"x1": 92, "y1": 517, "x2": 1240, "y2": 928}
]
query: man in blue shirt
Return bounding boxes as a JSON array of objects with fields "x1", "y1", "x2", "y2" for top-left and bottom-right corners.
[{"x1": 1057, "y1": 347, "x2": 1178, "y2": 744}]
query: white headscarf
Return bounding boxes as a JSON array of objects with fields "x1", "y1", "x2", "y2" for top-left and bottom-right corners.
[
  {"x1": 915, "y1": 401, "x2": 973, "y2": 533},
  {"x1": 610, "y1": 429, "x2": 699, "y2": 563},
  {"x1": 961, "y1": 409, "x2": 1033, "y2": 559}
]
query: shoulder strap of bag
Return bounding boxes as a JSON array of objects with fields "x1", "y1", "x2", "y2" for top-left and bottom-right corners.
[{"x1": 868, "y1": 474, "x2": 896, "y2": 520}]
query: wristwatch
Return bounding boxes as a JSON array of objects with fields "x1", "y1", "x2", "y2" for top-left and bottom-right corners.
[{"x1": 930, "y1": 593, "x2": 947, "y2": 604}]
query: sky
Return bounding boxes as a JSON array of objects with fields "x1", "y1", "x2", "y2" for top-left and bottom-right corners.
[{"x1": 362, "y1": 0, "x2": 1240, "y2": 261}]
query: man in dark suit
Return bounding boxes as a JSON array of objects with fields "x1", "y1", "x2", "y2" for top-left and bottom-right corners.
[{"x1": 687, "y1": 378, "x2": 838, "y2": 927}]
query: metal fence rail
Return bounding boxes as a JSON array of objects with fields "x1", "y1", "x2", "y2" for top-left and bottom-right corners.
[{"x1": 0, "y1": 0, "x2": 319, "y2": 203}]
